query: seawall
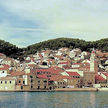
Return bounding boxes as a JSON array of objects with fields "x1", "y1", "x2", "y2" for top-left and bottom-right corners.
[{"x1": 0, "y1": 88, "x2": 98, "y2": 92}]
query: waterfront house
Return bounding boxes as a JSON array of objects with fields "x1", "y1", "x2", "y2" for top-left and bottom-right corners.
[
  {"x1": 0, "y1": 77, "x2": 16, "y2": 90},
  {"x1": 66, "y1": 72, "x2": 81, "y2": 88}
]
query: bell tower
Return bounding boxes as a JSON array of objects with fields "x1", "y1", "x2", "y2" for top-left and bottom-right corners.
[{"x1": 90, "y1": 48, "x2": 98, "y2": 73}]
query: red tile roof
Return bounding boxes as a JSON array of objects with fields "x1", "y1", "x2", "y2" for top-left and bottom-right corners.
[
  {"x1": 0, "y1": 67, "x2": 8, "y2": 70},
  {"x1": 36, "y1": 67, "x2": 64, "y2": 74},
  {"x1": 49, "y1": 75, "x2": 71, "y2": 81},
  {"x1": 102, "y1": 72, "x2": 108, "y2": 77},
  {"x1": 39, "y1": 53, "x2": 43, "y2": 58},
  {"x1": 66, "y1": 72, "x2": 80, "y2": 76},
  {"x1": 0, "y1": 53, "x2": 5, "y2": 56},
  {"x1": 37, "y1": 74, "x2": 48, "y2": 79},
  {"x1": 95, "y1": 74, "x2": 106, "y2": 81},
  {"x1": 11, "y1": 71, "x2": 25, "y2": 77},
  {"x1": 0, "y1": 64, "x2": 10, "y2": 70},
  {"x1": 72, "y1": 63, "x2": 81, "y2": 65},
  {"x1": 59, "y1": 62, "x2": 69, "y2": 65}
]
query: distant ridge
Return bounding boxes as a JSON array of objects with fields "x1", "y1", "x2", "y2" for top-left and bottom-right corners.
[
  {"x1": 0, "y1": 38, "x2": 108, "y2": 59},
  {"x1": 0, "y1": 40, "x2": 23, "y2": 59},
  {"x1": 26, "y1": 38, "x2": 108, "y2": 54}
]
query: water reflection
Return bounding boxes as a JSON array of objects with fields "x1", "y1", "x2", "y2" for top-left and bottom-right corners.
[
  {"x1": 0, "y1": 92, "x2": 108, "y2": 108},
  {"x1": 90, "y1": 93, "x2": 96, "y2": 108},
  {"x1": 23, "y1": 92, "x2": 29, "y2": 108}
]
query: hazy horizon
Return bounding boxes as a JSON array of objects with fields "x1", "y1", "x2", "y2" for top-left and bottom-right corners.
[{"x1": 0, "y1": 0, "x2": 108, "y2": 47}]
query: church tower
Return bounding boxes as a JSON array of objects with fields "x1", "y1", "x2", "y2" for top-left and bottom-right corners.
[{"x1": 90, "y1": 49, "x2": 98, "y2": 73}]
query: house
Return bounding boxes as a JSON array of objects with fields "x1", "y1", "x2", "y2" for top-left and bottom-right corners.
[
  {"x1": 69, "y1": 50, "x2": 76, "y2": 58},
  {"x1": 49, "y1": 75, "x2": 68, "y2": 89},
  {"x1": 95, "y1": 74, "x2": 106, "y2": 84},
  {"x1": 57, "y1": 60, "x2": 71, "y2": 68},
  {"x1": 0, "y1": 77, "x2": 16, "y2": 90},
  {"x1": 83, "y1": 71, "x2": 95, "y2": 87},
  {"x1": 0, "y1": 53, "x2": 6, "y2": 59},
  {"x1": 66, "y1": 72, "x2": 81, "y2": 88},
  {"x1": 0, "y1": 64, "x2": 10, "y2": 77}
]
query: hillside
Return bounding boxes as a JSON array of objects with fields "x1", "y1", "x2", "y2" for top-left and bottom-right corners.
[
  {"x1": 25, "y1": 38, "x2": 108, "y2": 55},
  {"x1": 0, "y1": 38, "x2": 108, "y2": 59},
  {"x1": 0, "y1": 40, "x2": 23, "y2": 59}
]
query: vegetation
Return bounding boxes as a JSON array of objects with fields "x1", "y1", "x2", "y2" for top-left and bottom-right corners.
[
  {"x1": 0, "y1": 38, "x2": 108, "y2": 60},
  {"x1": 25, "y1": 38, "x2": 108, "y2": 54},
  {"x1": 0, "y1": 40, "x2": 23, "y2": 59}
]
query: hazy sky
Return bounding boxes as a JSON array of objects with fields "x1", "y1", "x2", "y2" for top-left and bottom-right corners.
[{"x1": 0, "y1": 0, "x2": 108, "y2": 47}]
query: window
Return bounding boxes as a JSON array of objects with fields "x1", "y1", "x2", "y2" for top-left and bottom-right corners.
[
  {"x1": 30, "y1": 76, "x2": 33, "y2": 78},
  {"x1": 31, "y1": 85, "x2": 33, "y2": 89},
  {"x1": 37, "y1": 86, "x2": 40, "y2": 89},
  {"x1": 5, "y1": 81, "x2": 7, "y2": 84},
  {"x1": 38, "y1": 80, "x2": 40, "y2": 83},
  {"x1": 10, "y1": 81, "x2": 11, "y2": 84},
  {"x1": 23, "y1": 81, "x2": 25, "y2": 84},
  {"x1": 21, "y1": 86, "x2": 23, "y2": 90},
  {"x1": 19, "y1": 80, "x2": 21, "y2": 83},
  {"x1": 43, "y1": 81, "x2": 47, "y2": 83},
  {"x1": 31, "y1": 80, "x2": 33, "y2": 83},
  {"x1": 1, "y1": 81, "x2": 2, "y2": 84},
  {"x1": 44, "y1": 86, "x2": 46, "y2": 89}
]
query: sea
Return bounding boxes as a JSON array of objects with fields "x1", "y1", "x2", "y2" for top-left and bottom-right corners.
[{"x1": 0, "y1": 92, "x2": 108, "y2": 108}]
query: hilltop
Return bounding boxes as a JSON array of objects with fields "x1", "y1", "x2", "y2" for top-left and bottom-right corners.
[
  {"x1": 0, "y1": 38, "x2": 108, "y2": 59},
  {"x1": 25, "y1": 38, "x2": 108, "y2": 55},
  {"x1": 0, "y1": 40, "x2": 23, "y2": 59}
]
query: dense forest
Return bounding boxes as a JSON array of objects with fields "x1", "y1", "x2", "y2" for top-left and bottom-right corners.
[
  {"x1": 0, "y1": 40, "x2": 23, "y2": 59},
  {"x1": 0, "y1": 38, "x2": 108, "y2": 60},
  {"x1": 26, "y1": 38, "x2": 108, "y2": 55}
]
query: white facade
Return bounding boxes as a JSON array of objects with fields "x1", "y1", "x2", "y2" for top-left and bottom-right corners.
[{"x1": 90, "y1": 52, "x2": 95, "y2": 72}]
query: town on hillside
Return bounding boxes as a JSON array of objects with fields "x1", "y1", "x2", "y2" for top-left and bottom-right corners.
[{"x1": 0, "y1": 48, "x2": 108, "y2": 91}]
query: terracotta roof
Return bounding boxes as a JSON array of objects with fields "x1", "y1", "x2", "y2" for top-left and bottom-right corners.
[
  {"x1": 102, "y1": 72, "x2": 108, "y2": 77},
  {"x1": 0, "y1": 53, "x2": 5, "y2": 56},
  {"x1": 66, "y1": 72, "x2": 80, "y2": 76},
  {"x1": 49, "y1": 75, "x2": 71, "y2": 81},
  {"x1": 37, "y1": 74, "x2": 48, "y2": 79},
  {"x1": 59, "y1": 61, "x2": 69, "y2": 65},
  {"x1": 0, "y1": 77, "x2": 16, "y2": 80},
  {"x1": 95, "y1": 74, "x2": 106, "y2": 81},
  {"x1": 28, "y1": 64, "x2": 36, "y2": 67},
  {"x1": 39, "y1": 53, "x2": 43, "y2": 58},
  {"x1": 36, "y1": 67, "x2": 64, "y2": 74},
  {"x1": 3, "y1": 64, "x2": 10, "y2": 68},
  {"x1": 92, "y1": 51, "x2": 95, "y2": 54},
  {"x1": 11, "y1": 71, "x2": 25, "y2": 76},
  {"x1": 0, "y1": 67, "x2": 9, "y2": 70},
  {"x1": 72, "y1": 63, "x2": 81, "y2": 65}
]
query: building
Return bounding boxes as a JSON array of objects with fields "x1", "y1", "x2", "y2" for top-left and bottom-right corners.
[
  {"x1": 83, "y1": 72, "x2": 95, "y2": 87},
  {"x1": 0, "y1": 77, "x2": 16, "y2": 90},
  {"x1": 90, "y1": 50, "x2": 98, "y2": 73},
  {"x1": 66, "y1": 72, "x2": 81, "y2": 88}
]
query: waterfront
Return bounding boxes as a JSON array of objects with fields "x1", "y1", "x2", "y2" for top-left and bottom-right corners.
[{"x1": 0, "y1": 92, "x2": 108, "y2": 108}]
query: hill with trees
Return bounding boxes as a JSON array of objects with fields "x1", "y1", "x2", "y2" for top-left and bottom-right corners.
[
  {"x1": 0, "y1": 40, "x2": 23, "y2": 59},
  {"x1": 25, "y1": 38, "x2": 108, "y2": 55},
  {"x1": 0, "y1": 38, "x2": 108, "y2": 59}
]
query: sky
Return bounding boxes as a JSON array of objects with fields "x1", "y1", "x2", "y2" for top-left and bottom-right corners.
[{"x1": 0, "y1": 0, "x2": 108, "y2": 47}]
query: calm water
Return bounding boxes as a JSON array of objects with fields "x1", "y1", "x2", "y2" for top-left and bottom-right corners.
[{"x1": 0, "y1": 92, "x2": 108, "y2": 108}]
